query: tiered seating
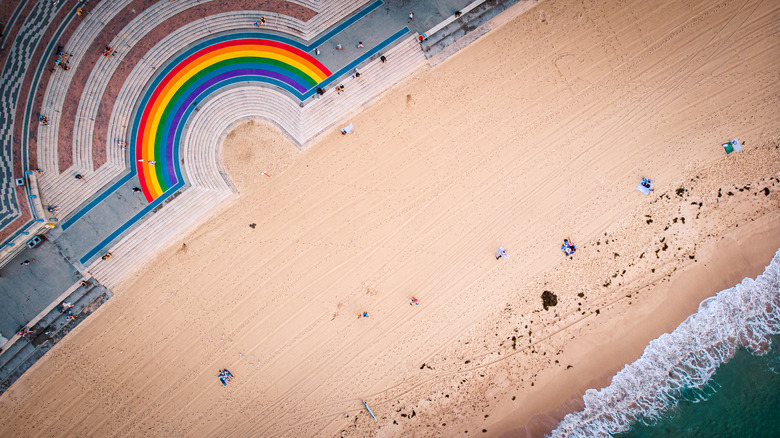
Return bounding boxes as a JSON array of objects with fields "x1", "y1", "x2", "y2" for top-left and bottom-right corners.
[
  {"x1": 182, "y1": 86, "x2": 302, "y2": 191},
  {"x1": 300, "y1": 0, "x2": 371, "y2": 40}
]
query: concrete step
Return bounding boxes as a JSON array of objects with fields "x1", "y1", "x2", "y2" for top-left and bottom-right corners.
[
  {"x1": 37, "y1": 163, "x2": 124, "y2": 222},
  {"x1": 0, "y1": 282, "x2": 112, "y2": 395},
  {"x1": 300, "y1": 35, "x2": 427, "y2": 142},
  {"x1": 88, "y1": 187, "x2": 232, "y2": 288},
  {"x1": 302, "y1": 0, "x2": 372, "y2": 40}
]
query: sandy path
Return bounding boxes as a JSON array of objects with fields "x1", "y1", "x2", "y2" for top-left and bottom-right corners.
[{"x1": 1, "y1": 0, "x2": 779, "y2": 436}]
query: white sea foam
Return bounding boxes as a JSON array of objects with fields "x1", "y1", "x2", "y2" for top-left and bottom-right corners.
[{"x1": 549, "y1": 249, "x2": 780, "y2": 438}]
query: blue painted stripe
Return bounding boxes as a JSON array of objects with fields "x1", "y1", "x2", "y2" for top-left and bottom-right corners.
[
  {"x1": 302, "y1": 26, "x2": 411, "y2": 99},
  {"x1": 60, "y1": 172, "x2": 135, "y2": 230},
  {"x1": 307, "y1": 0, "x2": 384, "y2": 50},
  {"x1": 78, "y1": 180, "x2": 185, "y2": 265}
]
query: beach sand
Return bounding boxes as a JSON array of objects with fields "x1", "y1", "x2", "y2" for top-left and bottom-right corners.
[{"x1": 1, "y1": 0, "x2": 779, "y2": 436}]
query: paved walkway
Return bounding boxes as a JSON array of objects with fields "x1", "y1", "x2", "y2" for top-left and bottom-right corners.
[{"x1": 0, "y1": 239, "x2": 80, "y2": 339}]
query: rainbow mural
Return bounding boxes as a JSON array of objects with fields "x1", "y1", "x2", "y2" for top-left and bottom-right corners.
[{"x1": 132, "y1": 35, "x2": 331, "y2": 202}]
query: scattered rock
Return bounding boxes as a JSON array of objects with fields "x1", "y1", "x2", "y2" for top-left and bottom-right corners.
[{"x1": 542, "y1": 291, "x2": 558, "y2": 310}]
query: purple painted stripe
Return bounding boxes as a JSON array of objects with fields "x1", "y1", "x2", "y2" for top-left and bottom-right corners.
[{"x1": 162, "y1": 68, "x2": 308, "y2": 180}]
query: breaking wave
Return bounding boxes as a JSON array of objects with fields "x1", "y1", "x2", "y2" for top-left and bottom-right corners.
[{"x1": 549, "y1": 249, "x2": 780, "y2": 438}]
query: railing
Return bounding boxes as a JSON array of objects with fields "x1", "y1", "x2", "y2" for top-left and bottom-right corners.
[{"x1": 420, "y1": 0, "x2": 487, "y2": 40}]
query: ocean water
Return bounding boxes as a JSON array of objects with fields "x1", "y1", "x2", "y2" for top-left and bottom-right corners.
[
  {"x1": 549, "y1": 249, "x2": 780, "y2": 438},
  {"x1": 617, "y1": 334, "x2": 780, "y2": 438}
]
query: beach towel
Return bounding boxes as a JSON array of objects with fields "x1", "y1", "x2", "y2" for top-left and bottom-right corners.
[
  {"x1": 636, "y1": 177, "x2": 653, "y2": 195},
  {"x1": 636, "y1": 184, "x2": 651, "y2": 195},
  {"x1": 341, "y1": 123, "x2": 354, "y2": 135},
  {"x1": 722, "y1": 138, "x2": 742, "y2": 154}
]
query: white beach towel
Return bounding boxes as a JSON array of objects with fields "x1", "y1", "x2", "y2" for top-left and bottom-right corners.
[
  {"x1": 341, "y1": 123, "x2": 354, "y2": 135},
  {"x1": 636, "y1": 184, "x2": 651, "y2": 195},
  {"x1": 636, "y1": 177, "x2": 653, "y2": 195}
]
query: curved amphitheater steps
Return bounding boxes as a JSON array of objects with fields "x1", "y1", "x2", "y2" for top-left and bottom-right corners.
[
  {"x1": 35, "y1": 1, "x2": 371, "y2": 220},
  {"x1": 27, "y1": 0, "x2": 423, "y2": 287}
]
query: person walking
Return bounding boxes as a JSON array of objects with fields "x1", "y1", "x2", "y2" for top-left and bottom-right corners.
[
  {"x1": 132, "y1": 187, "x2": 141, "y2": 193},
  {"x1": 75, "y1": 174, "x2": 85, "y2": 181},
  {"x1": 408, "y1": 12, "x2": 414, "y2": 20},
  {"x1": 357, "y1": 42, "x2": 364, "y2": 48},
  {"x1": 21, "y1": 259, "x2": 35, "y2": 266}
]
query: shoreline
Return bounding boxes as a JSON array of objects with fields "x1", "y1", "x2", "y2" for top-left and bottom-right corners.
[{"x1": 490, "y1": 212, "x2": 780, "y2": 437}]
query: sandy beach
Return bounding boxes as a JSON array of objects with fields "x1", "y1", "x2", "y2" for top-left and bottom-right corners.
[{"x1": 1, "y1": 0, "x2": 779, "y2": 436}]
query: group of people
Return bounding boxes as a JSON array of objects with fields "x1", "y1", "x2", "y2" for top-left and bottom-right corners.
[
  {"x1": 54, "y1": 46, "x2": 71, "y2": 71},
  {"x1": 17, "y1": 327, "x2": 32, "y2": 338},
  {"x1": 218, "y1": 369, "x2": 234, "y2": 386},
  {"x1": 59, "y1": 302, "x2": 78, "y2": 321}
]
